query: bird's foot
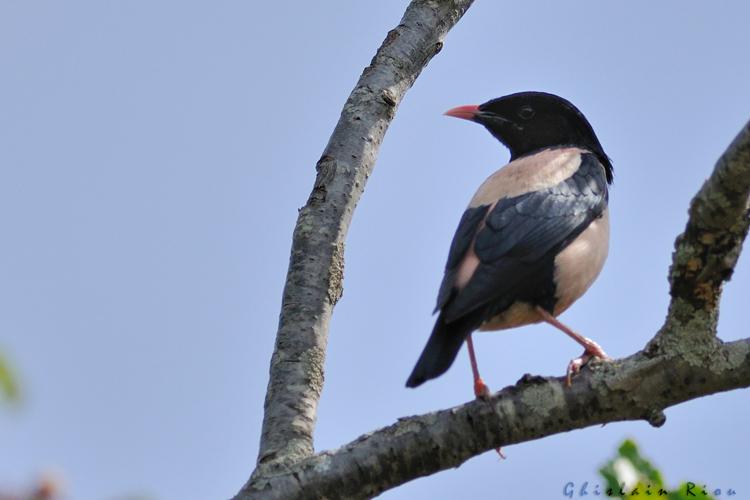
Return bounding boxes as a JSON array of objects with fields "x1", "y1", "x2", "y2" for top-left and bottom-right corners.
[
  {"x1": 566, "y1": 345, "x2": 611, "y2": 387},
  {"x1": 473, "y1": 381, "x2": 505, "y2": 458},
  {"x1": 472, "y1": 377, "x2": 505, "y2": 458},
  {"x1": 474, "y1": 377, "x2": 491, "y2": 400},
  {"x1": 566, "y1": 352, "x2": 591, "y2": 386},
  {"x1": 580, "y1": 337, "x2": 609, "y2": 360}
]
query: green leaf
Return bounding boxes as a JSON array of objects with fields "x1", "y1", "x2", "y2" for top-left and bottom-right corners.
[
  {"x1": 600, "y1": 440, "x2": 715, "y2": 500},
  {"x1": 618, "y1": 439, "x2": 664, "y2": 487},
  {"x1": 0, "y1": 352, "x2": 20, "y2": 402}
]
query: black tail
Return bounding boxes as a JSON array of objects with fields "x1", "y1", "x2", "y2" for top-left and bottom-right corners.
[{"x1": 405, "y1": 311, "x2": 479, "y2": 388}]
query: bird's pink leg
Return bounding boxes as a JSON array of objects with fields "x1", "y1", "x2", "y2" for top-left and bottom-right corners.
[
  {"x1": 466, "y1": 334, "x2": 506, "y2": 459},
  {"x1": 534, "y1": 306, "x2": 610, "y2": 386},
  {"x1": 466, "y1": 333, "x2": 490, "y2": 399}
]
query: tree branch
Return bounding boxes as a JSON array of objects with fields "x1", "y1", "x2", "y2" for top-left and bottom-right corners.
[
  {"x1": 241, "y1": 0, "x2": 750, "y2": 497},
  {"x1": 252, "y1": 0, "x2": 475, "y2": 476},
  {"x1": 649, "y1": 119, "x2": 750, "y2": 354},
  {"x1": 241, "y1": 340, "x2": 750, "y2": 499}
]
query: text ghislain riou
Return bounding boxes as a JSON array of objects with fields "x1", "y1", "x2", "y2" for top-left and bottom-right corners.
[{"x1": 563, "y1": 481, "x2": 737, "y2": 497}]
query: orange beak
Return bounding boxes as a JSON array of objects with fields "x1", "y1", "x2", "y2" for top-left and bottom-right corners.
[{"x1": 444, "y1": 104, "x2": 480, "y2": 121}]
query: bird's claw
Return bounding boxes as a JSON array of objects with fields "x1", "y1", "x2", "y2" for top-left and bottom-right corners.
[
  {"x1": 474, "y1": 379, "x2": 505, "y2": 459},
  {"x1": 566, "y1": 355, "x2": 589, "y2": 386},
  {"x1": 566, "y1": 347, "x2": 612, "y2": 386},
  {"x1": 474, "y1": 377, "x2": 491, "y2": 400}
]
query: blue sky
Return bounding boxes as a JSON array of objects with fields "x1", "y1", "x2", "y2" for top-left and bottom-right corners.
[{"x1": 1, "y1": 2, "x2": 749, "y2": 499}]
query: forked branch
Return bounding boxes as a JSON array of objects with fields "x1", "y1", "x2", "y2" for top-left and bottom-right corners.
[{"x1": 238, "y1": 0, "x2": 750, "y2": 495}]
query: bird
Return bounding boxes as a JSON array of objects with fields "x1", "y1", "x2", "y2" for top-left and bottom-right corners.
[{"x1": 405, "y1": 91, "x2": 613, "y2": 398}]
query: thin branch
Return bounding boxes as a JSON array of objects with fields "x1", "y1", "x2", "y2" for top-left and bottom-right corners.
[
  {"x1": 253, "y1": 0, "x2": 475, "y2": 477},
  {"x1": 240, "y1": 339, "x2": 750, "y2": 499}
]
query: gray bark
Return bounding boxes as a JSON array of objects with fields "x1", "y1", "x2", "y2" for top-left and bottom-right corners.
[{"x1": 238, "y1": 0, "x2": 750, "y2": 497}]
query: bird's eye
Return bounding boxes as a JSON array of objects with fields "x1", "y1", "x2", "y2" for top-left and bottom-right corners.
[{"x1": 517, "y1": 106, "x2": 535, "y2": 120}]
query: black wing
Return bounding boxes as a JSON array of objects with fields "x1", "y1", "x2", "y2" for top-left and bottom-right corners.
[
  {"x1": 438, "y1": 153, "x2": 608, "y2": 323},
  {"x1": 434, "y1": 204, "x2": 489, "y2": 312}
]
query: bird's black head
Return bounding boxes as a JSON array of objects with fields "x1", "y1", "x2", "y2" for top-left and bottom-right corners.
[{"x1": 446, "y1": 91, "x2": 613, "y2": 184}]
